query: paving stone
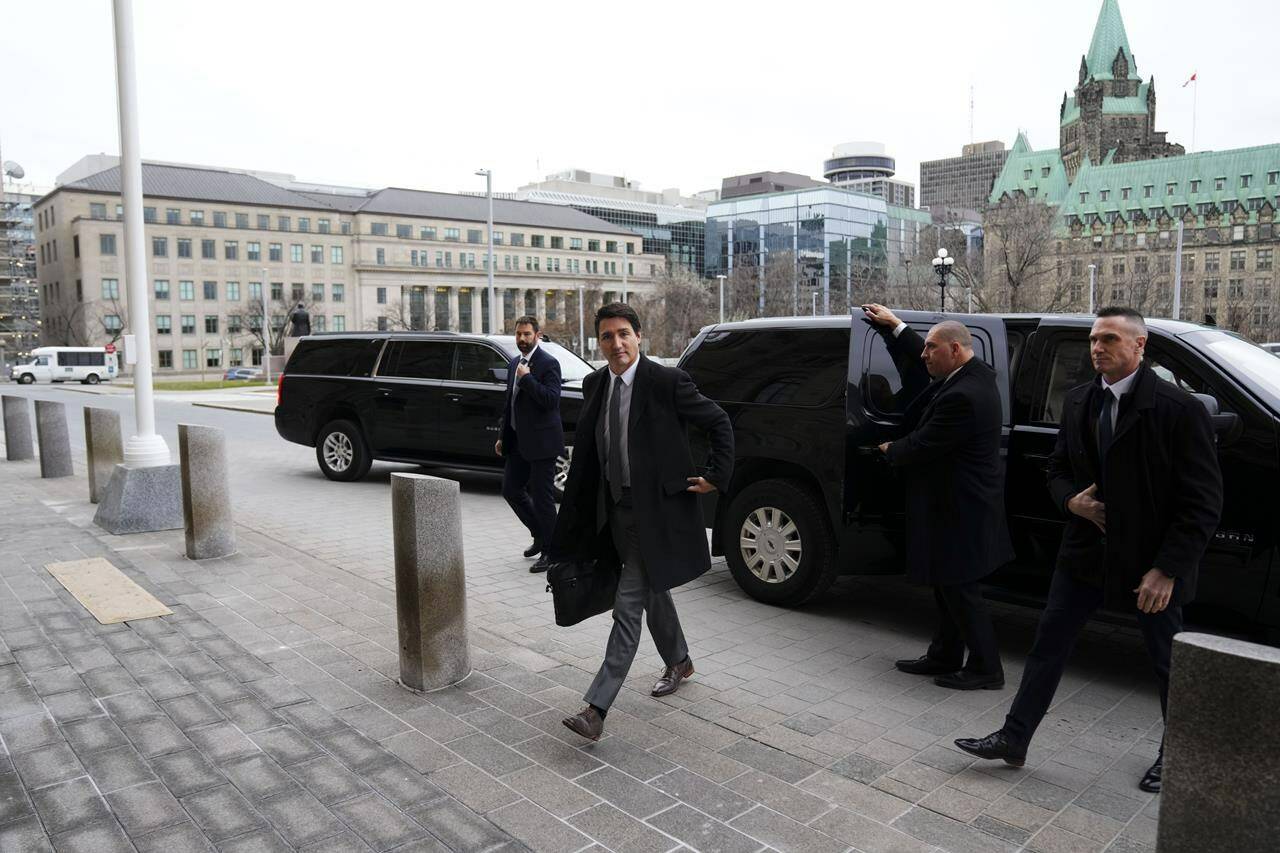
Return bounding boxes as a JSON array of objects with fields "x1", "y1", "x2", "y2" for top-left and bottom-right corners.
[
  {"x1": 646, "y1": 803, "x2": 762, "y2": 853},
  {"x1": 188, "y1": 721, "x2": 262, "y2": 764},
  {"x1": 296, "y1": 830, "x2": 374, "y2": 852},
  {"x1": 331, "y1": 792, "x2": 428, "y2": 851},
  {"x1": 28, "y1": 665, "x2": 86, "y2": 697},
  {"x1": 105, "y1": 780, "x2": 189, "y2": 837},
  {"x1": 148, "y1": 748, "x2": 228, "y2": 798},
  {"x1": 61, "y1": 715, "x2": 130, "y2": 757},
  {"x1": 446, "y1": 732, "x2": 534, "y2": 777},
  {"x1": 278, "y1": 702, "x2": 350, "y2": 739},
  {"x1": 568, "y1": 802, "x2": 676, "y2": 853},
  {"x1": 0, "y1": 711, "x2": 63, "y2": 752},
  {"x1": 400, "y1": 704, "x2": 477, "y2": 743},
  {"x1": 487, "y1": 797, "x2": 591, "y2": 853},
  {"x1": 181, "y1": 783, "x2": 269, "y2": 842},
  {"x1": 0, "y1": 770, "x2": 36, "y2": 823},
  {"x1": 512, "y1": 734, "x2": 602, "y2": 780},
  {"x1": 218, "y1": 697, "x2": 286, "y2": 734},
  {"x1": 222, "y1": 754, "x2": 300, "y2": 801},
  {"x1": 0, "y1": 684, "x2": 42, "y2": 721},
  {"x1": 136, "y1": 670, "x2": 198, "y2": 701},
  {"x1": 132, "y1": 821, "x2": 216, "y2": 853},
  {"x1": 408, "y1": 796, "x2": 516, "y2": 851},
  {"x1": 284, "y1": 756, "x2": 372, "y2": 806},
  {"x1": 11, "y1": 741, "x2": 84, "y2": 789},
  {"x1": 895, "y1": 805, "x2": 1023, "y2": 853},
  {"x1": 810, "y1": 806, "x2": 933, "y2": 853},
  {"x1": 257, "y1": 787, "x2": 347, "y2": 847},
  {"x1": 334, "y1": 702, "x2": 410, "y2": 741},
  {"x1": 501, "y1": 764, "x2": 599, "y2": 818},
  {"x1": 652, "y1": 767, "x2": 755, "y2": 822},
  {"x1": 0, "y1": 815, "x2": 53, "y2": 853},
  {"x1": 216, "y1": 827, "x2": 294, "y2": 852},
  {"x1": 718, "y1": 739, "x2": 820, "y2": 784},
  {"x1": 585, "y1": 735, "x2": 676, "y2": 782},
  {"x1": 14, "y1": 645, "x2": 69, "y2": 673},
  {"x1": 101, "y1": 690, "x2": 165, "y2": 723},
  {"x1": 246, "y1": 676, "x2": 312, "y2": 709},
  {"x1": 576, "y1": 766, "x2": 675, "y2": 820},
  {"x1": 729, "y1": 805, "x2": 846, "y2": 853},
  {"x1": 123, "y1": 716, "x2": 195, "y2": 758},
  {"x1": 249, "y1": 725, "x2": 326, "y2": 767},
  {"x1": 160, "y1": 693, "x2": 225, "y2": 730},
  {"x1": 46, "y1": 816, "x2": 135, "y2": 853},
  {"x1": 196, "y1": 672, "x2": 254, "y2": 704},
  {"x1": 80, "y1": 744, "x2": 157, "y2": 793},
  {"x1": 971, "y1": 814, "x2": 1034, "y2": 846},
  {"x1": 427, "y1": 762, "x2": 521, "y2": 814}
]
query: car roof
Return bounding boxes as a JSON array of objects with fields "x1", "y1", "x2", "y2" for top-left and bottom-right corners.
[{"x1": 699, "y1": 312, "x2": 1210, "y2": 337}]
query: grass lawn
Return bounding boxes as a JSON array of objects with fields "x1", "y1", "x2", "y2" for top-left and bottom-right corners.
[{"x1": 119, "y1": 379, "x2": 273, "y2": 391}]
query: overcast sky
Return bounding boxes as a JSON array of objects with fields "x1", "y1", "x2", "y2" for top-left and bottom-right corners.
[{"x1": 5, "y1": 0, "x2": 1278, "y2": 199}]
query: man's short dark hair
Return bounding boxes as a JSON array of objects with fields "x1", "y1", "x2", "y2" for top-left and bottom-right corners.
[
  {"x1": 514, "y1": 315, "x2": 540, "y2": 333},
  {"x1": 1096, "y1": 305, "x2": 1147, "y2": 334},
  {"x1": 595, "y1": 302, "x2": 642, "y2": 335}
]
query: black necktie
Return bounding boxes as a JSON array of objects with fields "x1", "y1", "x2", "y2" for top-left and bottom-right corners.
[
  {"x1": 608, "y1": 376, "x2": 624, "y2": 502},
  {"x1": 1098, "y1": 390, "x2": 1115, "y2": 458}
]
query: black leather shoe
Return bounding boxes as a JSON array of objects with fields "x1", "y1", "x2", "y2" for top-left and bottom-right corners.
[
  {"x1": 954, "y1": 730, "x2": 1026, "y2": 767},
  {"x1": 562, "y1": 706, "x2": 604, "y2": 741},
  {"x1": 651, "y1": 657, "x2": 694, "y2": 697},
  {"x1": 529, "y1": 556, "x2": 553, "y2": 574},
  {"x1": 934, "y1": 670, "x2": 1005, "y2": 691},
  {"x1": 895, "y1": 655, "x2": 960, "y2": 675},
  {"x1": 1138, "y1": 754, "x2": 1162, "y2": 793},
  {"x1": 523, "y1": 539, "x2": 543, "y2": 558}
]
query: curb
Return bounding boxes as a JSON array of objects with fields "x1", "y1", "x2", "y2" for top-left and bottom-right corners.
[{"x1": 191, "y1": 402, "x2": 275, "y2": 416}]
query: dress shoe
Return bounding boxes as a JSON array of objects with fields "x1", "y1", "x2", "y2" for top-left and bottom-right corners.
[
  {"x1": 934, "y1": 670, "x2": 1005, "y2": 691},
  {"x1": 954, "y1": 730, "x2": 1026, "y2": 767},
  {"x1": 529, "y1": 556, "x2": 553, "y2": 574},
  {"x1": 651, "y1": 657, "x2": 694, "y2": 697},
  {"x1": 895, "y1": 655, "x2": 960, "y2": 676},
  {"x1": 523, "y1": 540, "x2": 543, "y2": 558},
  {"x1": 562, "y1": 705, "x2": 603, "y2": 741},
  {"x1": 1138, "y1": 754, "x2": 1162, "y2": 793}
]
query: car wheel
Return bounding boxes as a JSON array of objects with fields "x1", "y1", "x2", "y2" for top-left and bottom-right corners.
[
  {"x1": 18, "y1": 373, "x2": 34, "y2": 384},
  {"x1": 723, "y1": 478, "x2": 838, "y2": 607},
  {"x1": 84, "y1": 374, "x2": 100, "y2": 385},
  {"x1": 553, "y1": 446, "x2": 572, "y2": 502},
  {"x1": 315, "y1": 419, "x2": 372, "y2": 482}
]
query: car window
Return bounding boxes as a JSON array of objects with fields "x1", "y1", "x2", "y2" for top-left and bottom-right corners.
[
  {"x1": 685, "y1": 328, "x2": 849, "y2": 406},
  {"x1": 1144, "y1": 351, "x2": 1201, "y2": 394},
  {"x1": 288, "y1": 339, "x2": 382, "y2": 377},
  {"x1": 382, "y1": 341, "x2": 453, "y2": 380},
  {"x1": 862, "y1": 324, "x2": 989, "y2": 419},
  {"x1": 454, "y1": 344, "x2": 507, "y2": 384},
  {"x1": 35, "y1": 356, "x2": 48, "y2": 366},
  {"x1": 1036, "y1": 336, "x2": 1092, "y2": 425}
]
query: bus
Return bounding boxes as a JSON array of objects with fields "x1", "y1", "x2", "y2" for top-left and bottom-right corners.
[{"x1": 9, "y1": 346, "x2": 119, "y2": 385}]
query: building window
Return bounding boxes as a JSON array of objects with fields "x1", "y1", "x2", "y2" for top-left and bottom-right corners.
[
  {"x1": 225, "y1": 241, "x2": 238, "y2": 260},
  {"x1": 396, "y1": 224, "x2": 411, "y2": 239},
  {"x1": 298, "y1": 217, "x2": 310, "y2": 232},
  {"x1": 467, "y1": 229, "x2": 482, "y2": 243},
  {"x1": 332, "y1": 315, "x2": 345, "y2": 332},
  {"x1": 226, "y1": 281, "x2": 240, "y2": 301},
  {"x1": 177, "y1": 238, "x2": 192, "y2": 258},
  {"x1": 311, "y1": 245, "x2": 323, "y2": 263},
  {"x1": 1214, "y1": 177, "x2": 1226, "y2": 191},
  {"x1": 155, "y1": 279, "x2": 170, "y2": 300},
  {"x1": 1228, "y1": 279, "x2": 1246, "y2": 299},
  {"x1": 158, "y1": 350, "x2": 173, "y2": 368},
  {"x1": 1143, "y1": 185, "x2": 1153, "y2": 198},
  {"x1": 287, "y1": 244, "x2": 301, "y2": 263},
  {"x1": 269, "y1": 243, "x2": 283, "y2": 262},
  {"x1": 588, "y1": 239, "x2": 600, "y2": 252},
  {"x1": 311, "y1": 315, "x2": 326, "y2": 332},
  {"x1": 206, "y1": 348, "x2": 222, "y2": 368},
  {"x1": 421, "y1": 226, "x2": 436, "y2": 240},
  {"x1": 1189, "y1": 180, "x2": 1200, "y2": 194},
  {"x1": 493, "y1": 231, "x2": 503, "y2": 245},
  {"x1": 1166, "y1": 182, "x2": 1177, "y2": 196},
  {"x1": 248, "y1": 282, "x2": 262, "y2": 301},
  {"x1": 100, "y1": 234, "x2": 117, "y2": 255},
  {"x1": 1205, "y1": 252, "x2": 1220, "y2": 273},
  {"x1": 376, "y1": 248, "x2": 385, "y2": 265},
  {"x1": 340, "y1": 221, "x2": 351, "y2": 235},
  {"x1": 1023, "y1": 169, "x2": 1032, "y2": 180},
  {"x1": 271, "y1": 282, "x2": 283, "y2": 301},
  {"x1": 510, "y1": 232, "x2": 525, "y2": 247},
  {"x1": 152, "y1": 236, "x2": 168, "y2": 257},
  {"x1": 435, "y1": 251, "x2": 443, "y2": 268},
  {"x1": 1241, "y1": 174, "x2": 1252, "y2": 189},
  {"x1": 1121, "y1": 187, "x2": 1131, "y2": 200},
  {"x1": 332, "y1": 284, "x2": 344, "y2": 303},
  {"x1": 291, "y1": 284, "x2": 304, "y2": 303},
  {"x1": 1257, "y1": 249, "x2": 1273, "y2": 271},
  {"x1": 179, "y1": 281, "x2": 194, "y2": 300},
  {"x1": 90, "y1": 202, "x2": 107, "y2": 219},
  {"x1": 156, "y1": 316, "x2": 171, "y2": 335},
  {"x1": 371, "y1": 222, "x2": 388, "y2": 236},
  {"x1": 278, "y1": 216, "x2": 290, "y2": 232},
  {"x1": 531, "y1": 235, "x2": 545, "y2": 249},
  {"x1": 444, "y1": 228, "x2": 460, "y2": 241},
  {"x1": 1230, "y1": 250, "x2": 1247, "y2": 271},
  {"x1": 247, "y1": 241, "x2": 260, "y2": 261},
  {"x1": 166, "y1": 208, "x2": 181, "y2": 225},
  {"x1": 190, "y1": 210, "x2": 204, "y2": 225},
  {"x1": 377, "y1": 317, "x2": 388, "y2": 331},
  {"x1": 204, "y1": 316, "x2": 219, "y2": 334},
  {"x1": 213, "y1": 211, "x2": 227, "y2": 228},
  {"x1": 330, "y1": 246, "x2": 343, "y2": 264},
  {"x1": 1042, "y1": 166, "x2": 1051, "y2": 178},
  {"x1": 143, "y1": 206, "x2": 157, "y2": 223},
  {"x1": 257, "y1": 214, "x2": 271, "y2": 230},
  {"x1": 203, "y1": 281, "x2": 217, "y2": 300},
  {"x1": 605, "y1": 240, "x2": 618, "y2": 253},
  {"x1": 102, "y1": 278, "x2": 120, "y2": 300},
  {"x1": 235, "y1": 212, "x2": 249, "y2": 229},
  {"x1": 181, "y1": 315, "x2": 196, "y2": 334},
  {"x1": 228, "y1": 315, "x2": 243, "y2": 333},
  {"x1": 318, "y1": 219, "x2": 330, "y2": 234},
  {"x1": 228, "y1": 347, "x2": 243, "y2": 366},
  {"x1": 376, "y1": 287, "x2": 387, "y2": 304},
  {"x1": 201, "y1": 239, "x2": 216, "y2": 259},
  {"x1": 1204, "y1": 280, "x2": 1219, "y2": 299},
  {"x1": 1099, "y1": 190, "x2": 1109, "y2": 202},
  {"x1": 311, "y1": 283, "x2": 324, "y2": 302}
]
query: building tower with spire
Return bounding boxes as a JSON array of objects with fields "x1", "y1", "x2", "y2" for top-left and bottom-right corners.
[{"x1": 1059, "y1": 0, "x2": 1183, "y2": 180}]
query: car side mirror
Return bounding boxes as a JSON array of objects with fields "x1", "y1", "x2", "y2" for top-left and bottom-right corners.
[
  {"x1": 1192, "y1": 393, "x2": 1241, "y2": 442},
  {"x1": 491, "y1": 368, "x2": 509, "y2": 383}
]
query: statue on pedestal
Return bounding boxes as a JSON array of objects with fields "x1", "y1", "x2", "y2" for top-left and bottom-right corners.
[{"x1": 286, "y1": 302, "x2": 311, "y2": 337}]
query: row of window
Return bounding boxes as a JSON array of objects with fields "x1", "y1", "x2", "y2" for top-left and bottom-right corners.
[
  {"x1": 148, "y1": 312, "x2": 347, "y2": 336},
  {"x1": 137, "y1": 279, "x2": 346, "y2": 303},
  {"x1": 84, "y1": 203, "x2": 351, "y2": 235},
  {"x1": 377, "y1": 248, "x2": 633, "y2": 276},
  {"x1": 157, "y1": 347, "x2": 273, "y2": 370},
  {"x1": 366, "y1": 221, "x2": 632, "y2": 254},
  {"x1": 1071, "y1": 172, "x2": 1280, "y2": 204},
  {"x1": 90, "y1": 233, "x2": 347, "y2": 265},
  {"x1": 1069, "y1": 248, "x2": 1276, "y2": 277}
]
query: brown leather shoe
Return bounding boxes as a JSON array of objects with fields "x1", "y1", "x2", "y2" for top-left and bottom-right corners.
[
  {"x1": 651, "y1": 657, "x2": 694, "y2": 697},
  {"x1": 562, "y1": 706, "x2": 603, "y2": 741}
]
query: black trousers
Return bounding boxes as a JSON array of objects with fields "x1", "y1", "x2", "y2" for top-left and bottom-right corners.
[
  {"x1": 501, "y1": 442, "x2": 557, "y2": 548},
  {"x1": 1004, "y1": 568, "x2": 1181, "y2": 748},
  {"x1": 925, "y1": 581, "x2": 1003, "y2": 677}
]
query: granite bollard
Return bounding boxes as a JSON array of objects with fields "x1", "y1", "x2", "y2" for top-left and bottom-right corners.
[
  {"x1": 1157, "y1": 632, "x2": 1280, "y2": 853},
  {"x1": 93, "y1": 464, "x2": 184, "y2": 534},
  {"x1": 85, "y1": 407, "x2": 124, "y2": 503},
  {"x1": 178, "y1": 423, "x2": 236, "y2": 559},
  {"x1": 392, "y1": 472, "x2": 470, "y2": 692},
  {"x1": 1, "y1": 395, "x2": 35, "y2": 460},
  {"x1": 34, "y1": 400, "x2": 73, "y2": 478}
]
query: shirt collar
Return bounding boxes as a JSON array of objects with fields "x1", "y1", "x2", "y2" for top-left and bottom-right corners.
[
  {"x1": 519, "y1": 343, "x2": 539, "y2": 362},
  {"x1": 609, "y1": 356, "x2": 640, "y2": 386},
  {"x1": 1101, "y1": 365, "x2": 1140, "y2": 397}
]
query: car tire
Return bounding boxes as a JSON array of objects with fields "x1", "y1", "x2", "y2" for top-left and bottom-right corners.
[
  {"x1": 18, "y1": 373, "x2": 34, "y2": 384},
  {"x1": 84, "y1": 374, "x2": 100, "y2": 385},
  {"x1": 553, "y1": 446, "x2": 572, "y2": 502},
  {"x1": 722, "y1": 478, "x2": 838, "y2": 607},
  {"x1": 315, "y1": 419, "x2": 372, "y2": 482}
]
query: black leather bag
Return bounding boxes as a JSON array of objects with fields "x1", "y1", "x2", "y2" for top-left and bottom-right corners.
[{"x1": 546, "y1": 560, "x2": 618, "y2": 627}]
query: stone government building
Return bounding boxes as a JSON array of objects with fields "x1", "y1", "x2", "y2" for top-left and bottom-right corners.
[
  {"x1": 32, "y1": 157, "x2": 661, "y2": 372},
  {"x1": 984, "y1": 0, "x2": 1280, "y2": 341}
]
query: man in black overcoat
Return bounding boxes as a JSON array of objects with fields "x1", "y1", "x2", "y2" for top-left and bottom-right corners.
[
  {"x1": 496, "y1": 315, "x2": 563, "y2": 572},
  {"x1": 956, "y1": 306, "x2": 1223, "y2": 793},
  {"x1": 554, "y1": 303, "x2": 734, "y2": 741},
  {"x1": 864, "y1": 304, "x2": 1014, "y2": 691}
]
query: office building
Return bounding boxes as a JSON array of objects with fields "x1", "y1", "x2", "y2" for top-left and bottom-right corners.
[
  {"x1": 919, "y1": 141, "x2": 1008, "y2": 213},
  {"x1": 823, "y1": 142, "x2": 916, "y2": 208},
  {"x1": 1, "y1": 189, "x2": 40, "y2": 369},
  {"x1": 720, "y1": 171, "x2": 826, "y2": 200}
]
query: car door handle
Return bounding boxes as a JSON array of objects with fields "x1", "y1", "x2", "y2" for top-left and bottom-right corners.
[{"x1": 444, "y1": 393, "x2": 462, "y2": 402}]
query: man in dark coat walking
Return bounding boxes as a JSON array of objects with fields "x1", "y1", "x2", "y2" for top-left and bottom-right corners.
[
  {"x1": 496, "y1": 316, "x2": 563, "y2": 572},
  {"x1": 955, "y1": 306, "x2": 1223, "y2": 793},
  {"x1": 555, "y1": 303, "x2": 734, "y2": 741},
  {"x1": 864, "y1": 304, "x2": 1014, "y2": 690}
]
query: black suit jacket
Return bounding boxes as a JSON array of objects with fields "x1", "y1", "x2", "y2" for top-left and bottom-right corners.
[
  {"x1": 498, "y1": 345, "x2": 564, "y2": 461},
  {"x1": 550, "y1": 355, "x2": 734, "y2": 593},
  {"x1": 883, "y1": 327, "x2": 1015, "y2": 585},
  {"x1": 1046, "y1": 362, "x2": 1223, "y2": 607}
]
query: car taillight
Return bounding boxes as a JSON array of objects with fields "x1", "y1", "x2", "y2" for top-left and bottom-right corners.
[{"x1": 277, "y1": 373, "x2": 284, "y2": 406}]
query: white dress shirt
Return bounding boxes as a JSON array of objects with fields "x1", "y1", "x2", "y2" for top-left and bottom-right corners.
[{"x1": 1099, "y1": 366, "x2": 1139, "y2": 430}]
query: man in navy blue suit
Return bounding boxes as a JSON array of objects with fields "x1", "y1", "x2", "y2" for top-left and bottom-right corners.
[{"x1": 496, "y1": 315, "x2": 564, "y2": 572}]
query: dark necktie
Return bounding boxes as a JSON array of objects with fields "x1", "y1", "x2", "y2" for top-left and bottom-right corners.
[
  {"x1": 512, "y1": 357, "x2": 528, "y2": 421},
  {"x1": 608, "y1": 376, "x2": 624, "y2": 502},
  {"x1": 1098, "y1": 390, "x2": 1115, "y2": 458}
]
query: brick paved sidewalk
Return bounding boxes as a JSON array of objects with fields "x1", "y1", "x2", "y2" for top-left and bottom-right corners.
[{"x1": 0, "y1": 432, "x2": 1166, "y2": 852}]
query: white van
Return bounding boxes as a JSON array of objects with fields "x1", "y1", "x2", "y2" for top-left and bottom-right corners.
[{"x1": 9, "y1": 347, "x2": 119, "y2": 385}]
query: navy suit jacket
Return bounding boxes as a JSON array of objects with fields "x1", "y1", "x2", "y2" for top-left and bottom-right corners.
[{"x1": 498, "y1": 345, "x2": 565, "y2": 461}]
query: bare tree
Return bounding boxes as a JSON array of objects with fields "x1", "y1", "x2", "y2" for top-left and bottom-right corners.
[
  {"x1": 92, "y1": 294, "x2": 128, "y2": 345},
  {"x1": 40, "y1": 297, "x2": 90, "y2": 346},
  {"x1": 632, "y1": 266, "x2": 715, "y2": 357},
  {"x1": 245, "y1": 293, "x2": 317, "y2": 356},
  {"x1": 983, "y1": 194, "x2": 1062, "y2": 311}
]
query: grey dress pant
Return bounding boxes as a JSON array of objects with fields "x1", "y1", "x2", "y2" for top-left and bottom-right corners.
[{"x1": 583, "y1": 499, "x2": 689, "y2": 711}]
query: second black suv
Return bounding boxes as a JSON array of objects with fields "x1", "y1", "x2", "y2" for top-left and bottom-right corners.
[{"x1": 274, "y1": 332, "x2": 592, "y2": 494}]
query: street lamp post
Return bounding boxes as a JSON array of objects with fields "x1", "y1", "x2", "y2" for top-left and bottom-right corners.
[
  {"x1": 260, "y1": 267, "x2": 270, "y2": 382},
  {"x1": 620, "y1": 242, "x2": 628, "y2": 302},
  {"x1": 577, "y1": 284, "x2": 585, "y2": 358},
  {"x1": 930, "y1": 248, "x2": 955, "y2": 312},
  {"x1": 811, "y1": 291, "x2": 818, "y2": 316},
  {"x1": 716, "y1": 274, "x2": 726, "y2": 324},
  {"x1": 475, "y1": 170, "x2": 495, "y2": 333},
  {"x1": 1087, "y1": 263, "x2": 1097, "y2": 314}
]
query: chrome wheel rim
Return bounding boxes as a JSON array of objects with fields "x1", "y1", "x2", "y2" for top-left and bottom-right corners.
[
  {"x1": 554, "y1": 447, "x2": 573, "y2": 493},
  {"x1": 322, "y1": 432, "x2": 353, "y2": 473},
  {"x1": 740, "y1": 506, "x2": 802, "y2": 583}
]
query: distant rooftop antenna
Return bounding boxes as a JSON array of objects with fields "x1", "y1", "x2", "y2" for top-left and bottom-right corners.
[{"x1": 969, "y1": 85, "x2": 975, "y2": 144}]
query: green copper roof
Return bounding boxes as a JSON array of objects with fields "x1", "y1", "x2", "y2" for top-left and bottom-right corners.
[
  {"x1": 989, "y1": 135, "x2": 1071, "y2": 205},
  {"x1": 1085, "y1": 0, "x2": 1140, "y2": 81},
  {"x1": 1058, "y1": 144, "x2": 1280, "y2": 224},
  {"x1": 1061, "y1": 83, "x2": 1150, "y2": 126}
]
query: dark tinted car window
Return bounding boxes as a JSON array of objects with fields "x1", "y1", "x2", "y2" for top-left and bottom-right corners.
[
  {"x1": 686, "y1": 329, "x2": 848, "y2": 406},
  {"x1": 286, "y1": 339, "x2": 381, "y2": 377},
  {"x1": 383, "y1": 341, "x2": 453, "y2": 380},
  {"x1": 454, "y1": 344, "x2": 507, "y2": 384},
  {"x1": 1036, "y1": 336, "x2": 1091, "y2": 425},
  {"x1": 863, "y1": 324, "x2": 989, "y2": 419}
]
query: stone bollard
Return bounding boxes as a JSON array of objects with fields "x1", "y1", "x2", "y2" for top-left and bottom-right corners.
[
  {"x1": 1157, "y1": 633, "x2": 1280, "y2": 853},
  {"x1": 85, "y1": 407, "x2": 124, "y2": 503},
  {"x1": 392, "y1": 472, "x2": 470, "y2": 692},
  {"x1": 34, "y1": 400, "x2": 73, "y2": 478},
  {"x1": 2, "y1": 394, "x2": 35, "y2": 461},
  {"x1": 178, "y1": 423, "x2": 236, "y2": 559}
]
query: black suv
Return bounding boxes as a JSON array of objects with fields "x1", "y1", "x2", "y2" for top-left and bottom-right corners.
[
  {"x1": 679, "y1": 312, "x2": 1280, "y2": 637},
  {"x1": 274, "y1": 332, "x2": 592, "y2": 493}
]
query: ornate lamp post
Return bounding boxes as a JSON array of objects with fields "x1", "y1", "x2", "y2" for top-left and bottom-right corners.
[{"x1": 931, "y1": 247, "x2": 955, "y2": 312}]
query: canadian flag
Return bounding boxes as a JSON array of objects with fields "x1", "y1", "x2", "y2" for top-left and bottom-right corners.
[{"x1": 1183, "y1": 72, "x2": 1198, "y2": 87}]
